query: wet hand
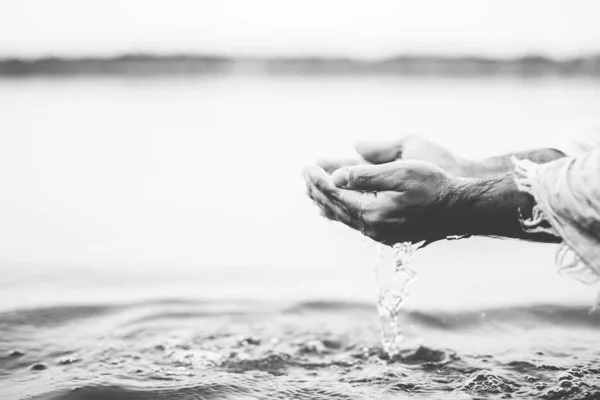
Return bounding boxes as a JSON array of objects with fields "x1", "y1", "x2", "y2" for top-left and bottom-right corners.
[
  {"x1": 304, "y1": 160, "x2": 454, "y2": 245},
  {"x1": 318, "y1": 136, "x2": 466, "y2": 176}
]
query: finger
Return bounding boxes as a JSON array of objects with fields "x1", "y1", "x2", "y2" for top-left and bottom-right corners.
[
  {"x1": 331, "y1": 162, "x2": 404, "y2": 191},
  {"x1": 355, "y1": 140, "x2": 404, "y2": 164},
  {"x1": 305, "y1": 166, "x2": 383, "y2": 239},
  {"x1": 317, "y1": 157, "x2": 367, "y2": 174},
  {"x1": 306, "y1": 181, "x2": 339, "y2": 221},
  {"x1": 303, "y1": 166, "x2": 365, "y2": 230},
  {"x1": 310, "y1": 180, "x2": 357, "y2": 228},
  {"x1": 309, "y1": 167, "x2": 379, "y2": 236},
  {"x1": 303, "y1": 166, "x2": 354, "y2": 224},
  {"x1": 319, "y1": 206, "x2": 337, "y2": 220}
]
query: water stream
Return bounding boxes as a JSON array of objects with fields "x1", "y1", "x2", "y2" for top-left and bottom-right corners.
[{"x1": 374, "y1": 242, "x2": 424, "y2": 358}]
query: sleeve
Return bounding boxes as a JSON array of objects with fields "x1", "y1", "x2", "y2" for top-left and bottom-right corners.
[
  {"x1": 550, "y1": 117, "x2": 600, "y2": 156},
  {"x1": 513, "y1": 149, "x2": 600, "y2": 307}
]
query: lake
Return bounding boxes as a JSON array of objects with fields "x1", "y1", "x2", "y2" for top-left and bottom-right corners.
[{"x1": 1, "y1": 75, "x2": 600, "y2": 399}]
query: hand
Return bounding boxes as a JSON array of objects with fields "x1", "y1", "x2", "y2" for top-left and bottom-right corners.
[
  {"x1": 318, "y1": 136, "x2": 467, "y2": 176},
  {"x1": 303, "y1": 160, "x2": 454, "y2": 245},
  {"x1": 318, "y1": 136, "x2": 565, "y2": 179}
]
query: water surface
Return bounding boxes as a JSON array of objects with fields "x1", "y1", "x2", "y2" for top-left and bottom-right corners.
[{"x1": 1, "y1": 75, "x2": 600, "y2": 399}]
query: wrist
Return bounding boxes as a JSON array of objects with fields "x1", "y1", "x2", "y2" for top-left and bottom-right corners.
[
  {"x1": 439, "y1": 176, "x2": 480, "y2": 237},
  {"x1": 441, "y1": 174, "x2": 537, "y2": 239}
]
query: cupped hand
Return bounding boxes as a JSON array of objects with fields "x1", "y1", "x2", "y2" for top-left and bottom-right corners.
[
  {"x1": 318, "y1": 136, "x2": 467, "y2": 176},
  {"x1": 303, "y1": 160, "x2": 456, "y2": 245}
]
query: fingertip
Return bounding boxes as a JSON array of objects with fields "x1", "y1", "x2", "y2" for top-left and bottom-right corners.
[
  {"x1": 331, "y1": 168, "x2": 350, "y2": 188},
  {"x1": 315, "y1": 159, "x2": 337, "y2": 174},
  {"x1": 317, "y1": 157, "x2": 365, "y2": 174},
  {"x1": 305, "y1": 165, "x2": 341, "y2": 196},
  {"x1": 302, "y1": 165, "x2": 322, "y2": 180},
  {"x1": 355, "y1": 140, "x2": 401, "y2": 164}
]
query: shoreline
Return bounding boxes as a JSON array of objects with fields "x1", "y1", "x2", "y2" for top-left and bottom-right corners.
[{"x1": 2, "y1": 54, "x2": 600, "y2": 77}]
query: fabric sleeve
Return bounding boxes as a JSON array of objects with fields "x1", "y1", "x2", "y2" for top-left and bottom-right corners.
[
  {"x1": 513, "y1": 149, "x2": 600, "y2": 297},
  {"x1": 550, "y1": 117, "x2": 600, "y2": 157}
]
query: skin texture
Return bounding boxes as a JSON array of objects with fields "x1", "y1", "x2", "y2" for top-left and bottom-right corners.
[
  {"x1": 304, "y1": 160, "x2": 452, "y2": 245},
  {"x1": 303, "y1": 160, "x2": 562, "y2": 246},
  {"x1": 306, "y1": 136, "x2": 566, "y2": 246},
  {"x1": 443, "y1": 174, "x2": 561, "y2": 243},
  {"x1": 317, "y1": 136, "x2": 566, "y2": 179}
]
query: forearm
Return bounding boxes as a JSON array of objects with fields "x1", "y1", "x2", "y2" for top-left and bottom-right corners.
[
  {"x1": 460, "y1": 148, "x2": 565, "y2": 178},
  {"x1": 441, "y1": 173, "x2": 562, "y2": 243}
]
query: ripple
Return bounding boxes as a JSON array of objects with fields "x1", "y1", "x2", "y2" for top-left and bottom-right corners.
[
  {"x1": 2, "y1": 301, "x2": 600, "y2": 400},
  {"x1": 460, "y1": 371, "x2": 518, "y2": 395}
]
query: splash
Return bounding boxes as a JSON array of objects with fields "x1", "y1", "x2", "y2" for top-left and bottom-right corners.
[{"x1": 373, "y1": 241, "x2": 424, "y2": 358}]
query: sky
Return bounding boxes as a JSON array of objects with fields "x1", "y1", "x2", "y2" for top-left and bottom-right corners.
[{"x1": 1, "y1": 0, "x2": 600, "y2": 58}]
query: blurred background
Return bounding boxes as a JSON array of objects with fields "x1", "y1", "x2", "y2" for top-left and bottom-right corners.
[
  {"x1": 1, "y1": 0, "x2": 600, "y2": 311},
  {"x1": 4, "y1": 2, "x2": 600, "y2": 399}
]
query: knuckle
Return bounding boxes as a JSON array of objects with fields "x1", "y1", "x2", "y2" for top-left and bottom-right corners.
[{"x1": 350, "y1": 171, "x2": 371, "y2": 187}]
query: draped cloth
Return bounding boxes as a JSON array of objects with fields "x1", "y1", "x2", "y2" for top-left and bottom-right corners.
[{"x1": 512, "y1": 117, "x2": 600, "y2": 307}]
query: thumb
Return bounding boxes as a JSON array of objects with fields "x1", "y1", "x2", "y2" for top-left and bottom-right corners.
[
  {"x1": 355, "y1": 140, "x2": 403, "y2": 164},
  {"x1": 331, "y1": 162, "x2": 402, "y2": 191}
]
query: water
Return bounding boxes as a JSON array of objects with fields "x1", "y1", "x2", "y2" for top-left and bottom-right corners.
[
  {"x1": 2, "y1": 75, "x2": 600, "y2": 399},
  {"x1": 3, "y1": 300, "x2": 600, "y2": 399},
  {"x1": 375, "y1": 242, "x2": 424, "y2": 359}
]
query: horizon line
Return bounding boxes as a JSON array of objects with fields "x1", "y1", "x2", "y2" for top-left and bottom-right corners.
[
  {"x1": 2, "y1": 52, "x2": 600, "y2": 62},
  {"x1": 2, "y1": 52, "x2": 600, "y2": 77}
]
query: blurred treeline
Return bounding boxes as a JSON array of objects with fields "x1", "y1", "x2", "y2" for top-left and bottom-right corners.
[{"x1": 2, "y1": 54, "x2": 600, "y2": 77}]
